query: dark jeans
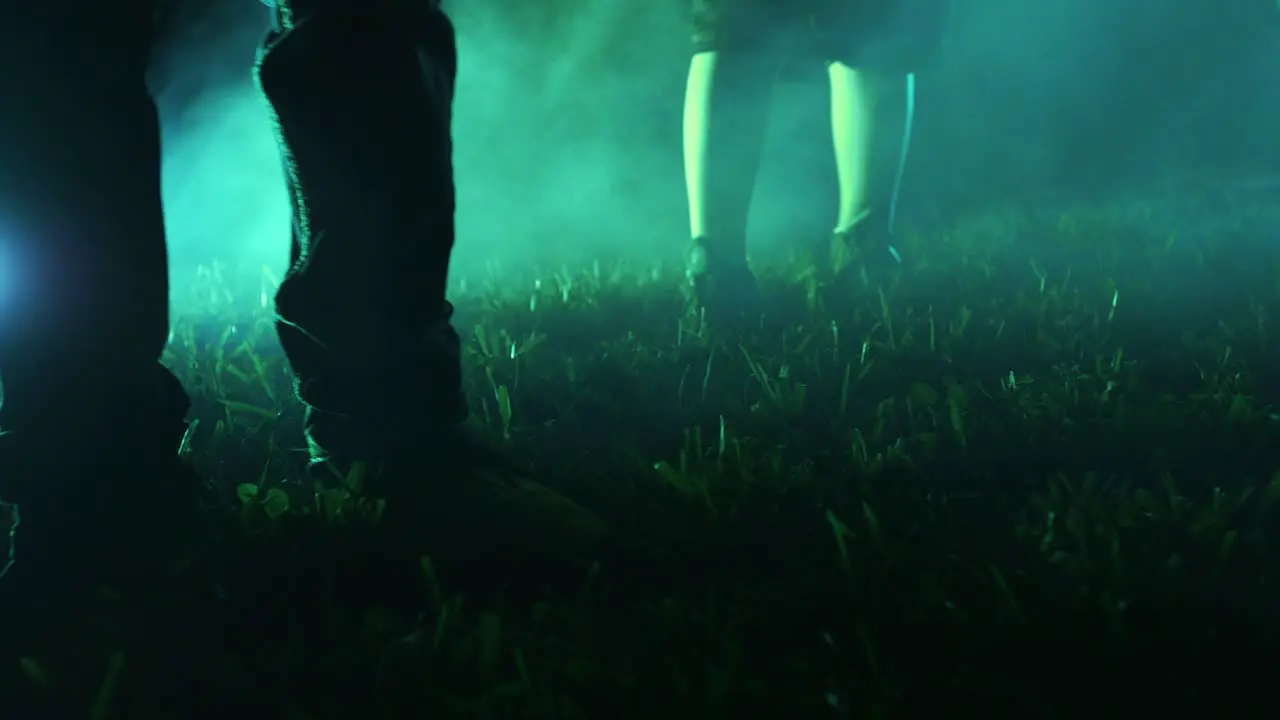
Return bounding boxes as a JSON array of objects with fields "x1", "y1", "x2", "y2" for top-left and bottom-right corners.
[
  {"x1": 0, "y1": 0, "x2": 466, "y2": 490},
  {"x1": 258, "y1": 3, "x2": 468, "y2": 463}
]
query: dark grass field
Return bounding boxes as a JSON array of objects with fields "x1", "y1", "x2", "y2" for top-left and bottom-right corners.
[{"x1": 6, "y1": 189, "x2": 1280, "y2": 717}]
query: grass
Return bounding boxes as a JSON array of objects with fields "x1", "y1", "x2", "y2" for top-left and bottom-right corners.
[{"x1": 5, "y1": 194, "x2": 1280, "y2": 718}]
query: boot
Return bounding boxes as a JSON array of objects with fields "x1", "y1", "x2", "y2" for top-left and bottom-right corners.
[
  {"x1": 687, "y1": 235, "x2": 760, "y2": 326},
  {"x1": 830, "y1": 207, "x2": 903, "y2": 280},
  {"x1": 312, "y1": 429, "x2": 612, "y2": 585},
  {"x1": 829, "y1": 208, "x2": 875, "y2": 277}
]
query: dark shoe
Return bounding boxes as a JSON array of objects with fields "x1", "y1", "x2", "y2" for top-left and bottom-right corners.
[
  {"x1": 830, "y1": 214, "x2": 901, "y2": 280},
  {"x1": 0, "y1": 429, "x2": 216, "y2": 593},
  {"x1": 0, "y1": 430, "x2": 226, "y2": 714},
  {"x1": 829, "y1": 212, "x2": 875, "y2": 277},
  {"x1": 687, "y1": 236, "x2": 760, "y2": 325},
  {"x1": 829, "y1": 226, "x2": 860, "y2": 277},
  {"x1": 317, "y1": 426, "x2": 611, "y2": 579}
]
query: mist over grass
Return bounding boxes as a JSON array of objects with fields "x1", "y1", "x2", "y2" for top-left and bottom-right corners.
[
  {"x1": 154, "y1": 0, "x2": 693, "y2": 316},
  {"x1": 151, "y1": 0, "x2": 1280, "y2": 316}
]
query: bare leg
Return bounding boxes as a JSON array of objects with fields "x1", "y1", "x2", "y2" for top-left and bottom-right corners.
[
  {"x1": 827, "y1": 61, "x2": 877, "y2": 274},
  {"x1": 682, "y1": 49, "x2": 779, "y2": 318},
  {"x1": 828, "y1": 61, "x2": 874, "y2": 234},
  {"x1": 683, "y1": 51, "x2": 717, "y2": 242}
]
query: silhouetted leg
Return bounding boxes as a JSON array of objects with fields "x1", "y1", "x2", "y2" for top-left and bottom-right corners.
[
  {"x1": 0, "y1": 1, "x2": 192, "y2": 587},
  {"x1": 257, "y1": 4, "x2": 465, "y2": 464},
  {"x1": 0, "y1": 2, "x2": 213, "y2": 712},
  {"x1": 0, "y1": 4, "x2": 184, "y2": 451},
  {"x1": 256, "y1": 2, "x2": 609, "y2": 574}
]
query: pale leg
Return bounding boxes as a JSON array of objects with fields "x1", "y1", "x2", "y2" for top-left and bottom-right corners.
[
  {"x1": 828, "y1": 61, "x2": 873, "y2": 234},
  {"x1": 683, "y1": 51, "x2": 718, "y2": 242}
]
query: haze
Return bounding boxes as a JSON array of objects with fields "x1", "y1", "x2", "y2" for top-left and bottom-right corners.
[{"x1": 151, "y1": 0, "x2": 1280, "y2": 315}]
